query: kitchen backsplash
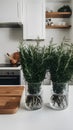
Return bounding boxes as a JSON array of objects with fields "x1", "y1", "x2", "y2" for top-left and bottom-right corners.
[{"x1": 0, "y1": 28, "x2": 23, "y2": 63}]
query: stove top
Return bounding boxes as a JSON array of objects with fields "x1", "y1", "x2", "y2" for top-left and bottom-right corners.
[{"x1": 0, "y1": 64, "x2": 20, "y2": 67}]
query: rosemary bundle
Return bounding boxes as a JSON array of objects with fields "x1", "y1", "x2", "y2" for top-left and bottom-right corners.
[
  {"x1": 46, "y1": 39, "x2": 73, "y2": 83},
  {"x1": 19, "y1": 40, "x2": 47, "y2": 94}
]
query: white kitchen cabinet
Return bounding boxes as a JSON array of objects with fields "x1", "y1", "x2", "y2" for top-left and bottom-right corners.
[
  {"x1": 0, "y1": 0, "x2": 23, "y2": 24},
  {"x1": 23, "y1": 0, "x2": 45, "y2": 40}
]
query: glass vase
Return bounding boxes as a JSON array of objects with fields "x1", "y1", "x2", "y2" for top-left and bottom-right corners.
[
  {"x1": 25, "y1": 82, "x2": 43, "y2": 110},
  {"x1": 49, "y1": 82, "x2": 69, "y2": 110}
]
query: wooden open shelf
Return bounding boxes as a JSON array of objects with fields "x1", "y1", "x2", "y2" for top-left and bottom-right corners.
[
  {"x1": 46, "y1": 12, "x2": 72, "y2": 18},
  {"x1": 46, "y1": 25, "x2": 71, "y2": 29}
]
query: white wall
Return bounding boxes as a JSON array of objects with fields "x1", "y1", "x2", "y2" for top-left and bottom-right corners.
[
  {"x1": 45, "y1": 29, "x2": 70, "y2": 44},
  {"x1": 0, "y1": 28, "x2": 23, "y2": 63}
]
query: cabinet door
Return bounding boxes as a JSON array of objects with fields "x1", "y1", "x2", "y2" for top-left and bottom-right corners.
[
  {"x1": 23, "y1": 0, "x2": 45, "y2": 40},
  {"x1": 0, "y1": 0, "x2": 22, "y2": 23}
]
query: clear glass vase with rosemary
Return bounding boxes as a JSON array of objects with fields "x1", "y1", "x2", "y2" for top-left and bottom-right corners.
[
  {"x1": 25, "y1": 82, "x2": 43, "y2": 110},
  {"x1": 19, "y1": 39, "x2": 47, "y2": 110},
  {"x1": 50, "y1": 82, "x2": 69, "y2": 110},
  {"x1": 46, "y1": 38, "x2": 73, "y2": 110}
]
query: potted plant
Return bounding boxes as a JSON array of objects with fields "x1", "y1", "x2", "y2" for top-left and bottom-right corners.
[
  {"x1": 46, "y1": 38, "x2": 73, "y2": 110},
  {"x1": 19, "y1": 40, "x2": 47, "y2": 110}
]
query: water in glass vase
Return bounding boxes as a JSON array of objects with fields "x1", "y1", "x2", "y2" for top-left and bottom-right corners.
[
  {"x1": 49, "y1": 82, "x2": 69, "y2": 110},
  {"x1": 25, "y1": 82, "x2": 43, "y2": 110}
]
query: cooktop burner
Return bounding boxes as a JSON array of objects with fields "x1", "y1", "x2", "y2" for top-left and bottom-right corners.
[{"x1": 0, "y1": 64, "x2": 20, "y2": 67}]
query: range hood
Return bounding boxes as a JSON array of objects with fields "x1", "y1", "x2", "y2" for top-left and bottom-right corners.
[
  {"x1": 0, "y1": 0, "x2": 23, "y2": 28},
  {"x1": 0, "y1": 22, "x2": 23, "y2": 28}
]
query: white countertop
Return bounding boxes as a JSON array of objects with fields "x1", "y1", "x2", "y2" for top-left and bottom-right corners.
[
  {"x1": 0, "y1": 85, "x2": 73, "y2": 130},
  {"x1": 0, "y1": 65, "x2": 21, "y2": 70}
]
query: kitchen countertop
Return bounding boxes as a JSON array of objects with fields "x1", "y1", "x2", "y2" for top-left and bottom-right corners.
[{"x1": 0, "y1": 85, "x2": 73, "y2": 130}]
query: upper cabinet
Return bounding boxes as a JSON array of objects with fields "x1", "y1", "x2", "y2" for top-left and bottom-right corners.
[
  {"x1": 23, "y1": 0, "x2": 45, "y2": 40},
  {"x1": 0, "y1": 0, "x2": 23, "y2": 25}
]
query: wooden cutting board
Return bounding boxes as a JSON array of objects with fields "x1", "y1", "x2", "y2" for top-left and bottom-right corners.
[{"x1": 0, "y1": 86, "x2": 24, "y2": 114}]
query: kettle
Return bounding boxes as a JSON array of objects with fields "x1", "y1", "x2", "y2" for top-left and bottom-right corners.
[{"x1": 7, "y1": 52, "x2": 20, "y2": 65}]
